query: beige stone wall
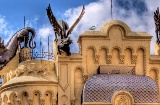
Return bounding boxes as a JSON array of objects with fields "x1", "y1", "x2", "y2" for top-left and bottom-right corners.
[
  {"x1": 0, "y1": 52, "x2": 19, "y2": 85},
  {"x1": 79, "y1": 20, "x2": 152, "y2": 77},
  {"x1": 54, "y1": 20, "x2": 160, "y2": 105},
  {"x1": 55, "y1": 52, "x2": 84, "y2": 105},
  {"x1": 77, "y1": 20, "x2": 160, "y2": 105}
]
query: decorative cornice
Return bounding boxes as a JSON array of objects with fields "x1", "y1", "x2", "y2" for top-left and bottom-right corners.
[{"x1": 0, "y1": 81, "x2": 58, "y2": 93}]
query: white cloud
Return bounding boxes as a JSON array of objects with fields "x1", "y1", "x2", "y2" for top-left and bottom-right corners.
[
  {"x1": 38, "y1": 26, "x2": 54, "y2": 39},
  {"x1": 22, "y1": 16, "x2": 54, "y2": 52},
  {"x1": 25, "y1": 16, "x2": 38, "y2": 28},
  {"x1": 0, "y1": 15, "x2": 15, "y2": 44},
  {"x1": 62, "y1": 0, "x2": 160, "y2": 54},
  {"x1": 36, "y1": 25, "x2": 54, "y2": 52},
  {"x1": 0, "y1": 14, "x2": 54, "y2": 56},
  {"x1": 63, "y1": 1, "x2": 112, "y2": 52}
]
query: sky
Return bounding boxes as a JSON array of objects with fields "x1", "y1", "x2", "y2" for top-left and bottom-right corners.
[{"x1": 0, "y1": 0, "x2": 160, "y2": 55}]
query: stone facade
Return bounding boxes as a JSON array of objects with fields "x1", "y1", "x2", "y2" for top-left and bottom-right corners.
[{"x1": 0, "y1": 20, "x2": 160, "y2": 105}]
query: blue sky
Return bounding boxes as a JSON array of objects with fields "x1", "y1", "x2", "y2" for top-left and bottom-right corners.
[
  {"x1": 0, "y1": 0, "x2": 97, "y2": 26},
  {"x1": 0, "y1": 0, "x2": 160, "y2": 54}
]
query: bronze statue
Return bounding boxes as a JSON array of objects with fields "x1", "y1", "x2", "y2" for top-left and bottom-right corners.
[
  {"x1": 154, "y1": 7, "x2": 160, "y2": 45},
  {"x1": 46, "y1": 4, "x2": 85, "y2": 56},
  {"x1": 0, "y1": 27, "x2": 36, "y2": 70}
]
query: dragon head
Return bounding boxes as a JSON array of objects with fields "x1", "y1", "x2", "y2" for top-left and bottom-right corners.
[{"x1": 0, "y1": 37, "x2": 7, "y2": 55}]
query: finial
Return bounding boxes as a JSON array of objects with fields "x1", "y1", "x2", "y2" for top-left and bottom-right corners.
[{"x1": 154, "y1": 7, "x2": 160, "y2": 45}]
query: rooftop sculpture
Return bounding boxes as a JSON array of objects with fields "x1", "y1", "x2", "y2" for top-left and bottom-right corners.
[
  {"x1": 154, "y1": 7, "x2": 160, "y2": 45},
  {"x1": 46, "y1": 4, "x2": 85, "y2": 56},
  {"x1": 0, "y1": 27, "x2": 36, "y2": 70}
]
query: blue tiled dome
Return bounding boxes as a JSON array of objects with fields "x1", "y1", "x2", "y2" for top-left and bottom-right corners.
[{"x1": 83, "y1": 74, "x2": 159, "y2": 103}]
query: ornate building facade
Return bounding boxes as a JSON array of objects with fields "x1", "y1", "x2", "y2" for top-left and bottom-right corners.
[{"x1": 0, "y1": 20, "x2": 160, "y2": 105}]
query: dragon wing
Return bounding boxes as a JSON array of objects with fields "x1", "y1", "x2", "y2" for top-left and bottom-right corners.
[
  {"x1": 154, "y1": 7, "x2": 160, "y2": 44},
  {"x1": 46, "y1": 4, "x2": 63, "y2": 38},
  {"x1": 66, "y1": 5, "x2": 85, "y2": 37}
]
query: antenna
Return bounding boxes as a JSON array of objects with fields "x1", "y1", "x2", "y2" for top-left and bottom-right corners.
[
  {"x1": 48, "y1": 36, "x2": 50, "y2": 60},
  {"x1": 40, "y1": 37, "x2": 42, "y2": 60},
  {"x1": 31, "y1": 36, "x2": 34, "y2": 59},
  {"x1": 111, "y1": 0, "x2": 113, "y2": 20},
  {"x1": 24, "y1": 16, "x2": 26, "y2": 28},
  {"x1": 23, "y1": 16, "x2": 26, "y2": 48}
]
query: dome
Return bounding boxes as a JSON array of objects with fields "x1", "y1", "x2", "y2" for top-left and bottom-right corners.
[
  {"x1": 2, "y1": 76, "x2": 58, "y2": 88},
  {"x1": 83, "y1": 74, "x2": 159, "y2": 103}
]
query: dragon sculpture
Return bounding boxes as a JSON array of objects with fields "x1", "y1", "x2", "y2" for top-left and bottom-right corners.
[
  {"x1": 46, "y1": 4, "x2": 85, "y2": 56},
  {"x1": 0, "y1": 27, "x2": 36, "y2": 70},
  {"x1": 154, "y1": 7, "x2": 160, "y2": 45}
]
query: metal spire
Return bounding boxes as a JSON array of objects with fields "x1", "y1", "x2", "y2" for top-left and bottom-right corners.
[
  {"x1": 40, "y1": 37, "x2": 42, "y2": 59},
  {"x1": 24, "y1": 16, "x2": 26, "y2": 28},
  {"x1": 111, "y1": 0, "x2": 113, "y2": 20},
  {"x1": 48, "y1": 36, "x2": 50, "y2": 60},
  {"x1": 23, "y1": 16, "x2": 26, "y2": 48}
]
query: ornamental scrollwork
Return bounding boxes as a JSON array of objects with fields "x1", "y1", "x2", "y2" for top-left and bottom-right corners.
[
  {"x1": 107, "y1": 55, "x2": 112, "y2": 64},
  {"x1": 120, "y1": 55, "x2": 125, "y2": 64},
  {"x1": 28, "y1": 99, "x2": 33, "y2": 105},
  {"x1": 40, "y1": 99, "x2": 45, "y2": 105},
  {"x1": 71, "y1": 99, "x2": 75, "y2": 105},
  {"x1": 116, "y1": 95, "x2": 128, "y2": 105},
  {"x1": 51, "y1": 99, "x2": 57, "y2": 105},
  {"x1": 94, "y1": 54, "x2": 99, "y2": 63},
  {"x1": 16, "y1": 99, "x2": 21, "y2": 105},
  {"x1": 83, "y1": 75, "x2": 88, "y2": 83},
  {"x1": 131, "y1": 55, "x2": 137, "y2": 64}
]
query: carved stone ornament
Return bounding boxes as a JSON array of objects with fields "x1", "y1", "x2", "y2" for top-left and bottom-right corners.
[
  {"x1": 131, "y1": 55, "x2": 137, "y2": 64},
  {"x1": 120, "y1": 55, "x2": 125, "y2": 64},
  {"x1": 15, "y1": 64, "x2": 48, "y2": 77},
  {"x1": 51, "y1": 99, "x2": 57, "y2": 105},
  {"x1": 107, "y1": 55, "x2": 112, "y2": 64},
  {"x1": 116, "y1": 95, "x2": 129, "y2": 105},
  {"x1": 61, "y1": 95, "x2": 68, "y2": 103},
  {"x1": 16, "y1": 99, "x2": 21, "y2": 105},
  {"x1": 83, "y1": 75, "x2": 88, "y2": 83},
  {"x1": 28, "y1": 99, "x2": 33, "y2": 105},
  {"x1": 94, "y1": 54, "x2": 100, "y2": 63},
  {"x1": 71, "y1": 99, "x2": 75, "y2": 105},
  {"x1": 40, "y1": 99, "x2": 45, "y2": 105}
]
